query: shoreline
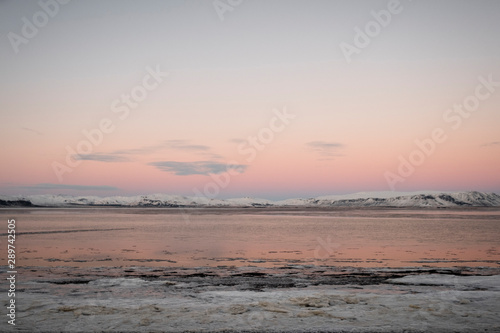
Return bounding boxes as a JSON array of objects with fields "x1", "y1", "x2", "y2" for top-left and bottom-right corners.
[
  {"x1": 1, "y1": 207, "x2": 499, "y2": 331},
  {"x1": 3, "y1": 265, "x2": 500, "y2": 332},
  {"x1": 8, "y1": 264, "x2": 500, "y2": 292}
]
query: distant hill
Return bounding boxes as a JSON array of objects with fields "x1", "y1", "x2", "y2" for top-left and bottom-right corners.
[
  {"x1": 0, "y1": 199, "x2": 35, "y2": 207},
  {"x1": 1, "y1": 191, "x2": 499, "y2": 208}
]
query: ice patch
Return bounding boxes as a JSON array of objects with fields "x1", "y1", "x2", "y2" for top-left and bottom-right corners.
[
  {"x1": 89, "y1": 278, "x2": 149, "y2": 288},
  {"x1": 388, "y1": 274, "x2": 500, "y2": 291}
]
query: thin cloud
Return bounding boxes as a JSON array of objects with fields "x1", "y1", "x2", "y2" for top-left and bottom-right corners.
[
  {"x1": 112, "y1": 140, "x2": 211, "y2": 156},
  {"x1": 481, "y1": 141, "x2": 500, "y2": 147},
  {"x1": 306, "y1": 141, "x2": 345, "y2": 157},
  {"x1": 166, "y1": 140, "x2": 210, "y2": 151},
  {"x1": 21, "y1": 127, "x2": 43, "y2": 135},
  {"x1": 73, "y1": 154, "x2": 129, "y2": 162},
  {"x1": 22, "y1": 183, "x2": 119, "y2": 191},
  {"x1": 197, "y1": 152, "x2": 224, "y2": 160},
  {"x1": 229, "y1": 138, "x2": 246, "y2": 144},
  {"x1": 149, "y1": 161, "x2": 247, "y2": 176},
  {"x1": 112, "y1": 144, "x2": 164, "y2": 155}
]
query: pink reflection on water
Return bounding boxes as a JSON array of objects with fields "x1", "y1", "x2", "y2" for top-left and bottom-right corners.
[{"x1": 2, "y1": 208, "x2": 499, "y2": 269}]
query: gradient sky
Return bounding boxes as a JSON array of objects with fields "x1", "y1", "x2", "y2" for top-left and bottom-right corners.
[{"x1": 1, "y1": 0, "x2": 499, "y2": 199}]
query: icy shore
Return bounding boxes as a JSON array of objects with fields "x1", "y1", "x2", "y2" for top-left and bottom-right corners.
[{"x1": 2, "y1": 266, "x2": 499, "y2": 332}]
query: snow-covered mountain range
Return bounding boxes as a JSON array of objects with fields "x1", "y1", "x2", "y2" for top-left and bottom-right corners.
[{"x1": 1, "y1": 191, "x2": 499, "y2": 208}]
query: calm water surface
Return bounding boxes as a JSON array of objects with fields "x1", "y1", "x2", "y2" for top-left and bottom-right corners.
[{"x1": 2, "y1": 208, "x2": 499, "y2": 268}]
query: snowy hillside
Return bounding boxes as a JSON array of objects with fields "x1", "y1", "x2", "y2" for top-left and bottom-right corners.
[
  {"x1": 1, "y1": 191, "x2": 499, "y2": 208},
  {"x1": 313, "y1": 192, "x2": 500, "y2": 207}
]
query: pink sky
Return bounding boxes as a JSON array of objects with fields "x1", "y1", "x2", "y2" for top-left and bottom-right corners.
[{"x1": 1, "y1": 1, "x2": 499, "y2": 199}]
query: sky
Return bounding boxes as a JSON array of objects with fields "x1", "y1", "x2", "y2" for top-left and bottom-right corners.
[{"x1": 1, "y1": 0, "x2": 499, "y2": 200}]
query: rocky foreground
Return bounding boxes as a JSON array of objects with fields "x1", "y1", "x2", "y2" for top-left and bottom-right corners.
[{"x1": 2, "y1": 265, "x2": 500, "y2": 332}]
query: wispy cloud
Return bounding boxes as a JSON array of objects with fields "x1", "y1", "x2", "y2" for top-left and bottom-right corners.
[
  {"x1": 21, "y1": 127, "x2": 43, "y2": 135},
  {"x1": 22, "y1": 183, "x2": 119, "y2": 191},
  {"x1": 481, "y1": 141, "x2": 500, "y2": 147},
  {"x1": 111, "y1": 143, "x2": 165, "y2": 155},
  {"x1": 73, "y1": 154, "x2": 129, "y2": 162},
  {"x1": 149, "y1": 161, "x2": 247, "y2": 176},
  {"x1": 306, "y1": 141, "x2": 345, "y2": 158},
  {"x1": 166, "y1": 140, "x2": 210, "y2": 151},
  {"x1": 112, "y1": 140, "x2": 211, "y2": 156},
  {"x1": 197, "y1": 152, "x2": 224, "y2": 160},
  {"x1": 71, "y1": 141, "x2": 224, "y2": 171}
]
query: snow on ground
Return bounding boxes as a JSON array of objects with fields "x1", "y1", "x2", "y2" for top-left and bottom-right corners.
[
  {"x1": 314, "y1": 191, "x2": 444, "y2": 201},
  {"x1": 3, "y1": 273, "x2": 499, "y2": 332},
  {"x1": 387, "y1": 274, "x2": 500, "y2": 291},
  {"x1": 2, "y1": 191, "x2": 500, "y2": 207}
]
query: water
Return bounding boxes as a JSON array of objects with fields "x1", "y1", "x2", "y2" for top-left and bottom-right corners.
[
  {"x1": 2, "y1": 207, "x2": 499, "y2": 268},
  {"x1": 1, "y1": 208, "x2": 500, "y2": 332}
]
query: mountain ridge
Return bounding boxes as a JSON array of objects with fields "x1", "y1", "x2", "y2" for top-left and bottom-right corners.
[{"x1": 1, "y1": 191, "x2": 499, "y2": 208}]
